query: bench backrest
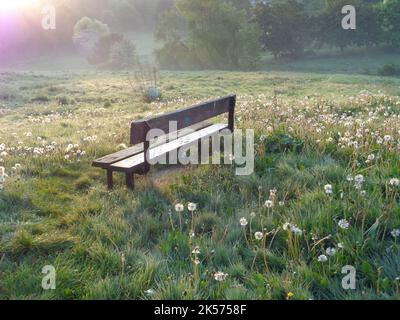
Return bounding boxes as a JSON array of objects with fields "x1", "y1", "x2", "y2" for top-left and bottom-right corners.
[{"x1": 130, "y1": 95, "x2": 236, "y2": 145}]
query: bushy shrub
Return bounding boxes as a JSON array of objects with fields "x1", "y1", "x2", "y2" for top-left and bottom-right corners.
[
  {"x1": 263, "y1": 132, "x2": 304, "y2": 154},
  {"x1": 87, "y1": 33, "x2": 124, "y2": 65},
  {"x1": 377, "y1": 63, "x2": 400, "y2": 77},
  {"x1": 109, "y1": 39, "x2": 138, "y2": 69}
]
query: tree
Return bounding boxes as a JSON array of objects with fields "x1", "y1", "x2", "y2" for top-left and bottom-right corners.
[
  {"x1": 87, "y1": 33, "x2": 124, "y2": 65},
  {"x1": 254, "y1": 0, "x2": 312, "y2": 59},
  {"x1": 109, "y1": 39, "x2": 138, "y2": 69},
  {"x1": 72, "y1": 17, "x2": 110, "y2": 57},
  {"x1": 315, "y1": 0, "x2": 381, "y2": 50},
  {"x1": 155, "y1": 0, "x2": 262, "y2": 70},
  {"x1": 379, "y1": 0, "x2": 400, "y2": 48}
]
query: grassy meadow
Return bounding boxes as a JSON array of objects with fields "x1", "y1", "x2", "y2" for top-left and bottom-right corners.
[{"x1": 0, "y1": 63, "x2": 400, "y2": 299}]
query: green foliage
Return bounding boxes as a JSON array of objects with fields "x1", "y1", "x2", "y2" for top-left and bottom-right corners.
[
  {"x1": 314, "y1": 0, "x2": 382, "y2": 50},
  {"x1": 263, "y1": 132, "x2": 304, "y2": 154},
  {"x1": 254, "y1": 0, "x2": 312, "y2": 58},
  {"x1": 377, "y1": 62, "x2": 400, "y2": 76},
  {"x1": 155, "y1": 0, "x2": 262, "y2": 70},
  {"x1": 379, "y1": 0, "x2": 400, "y2": 48},
  {"x1": 73, "y1": 17, "x2": 110, "y2": 58},
  {"x1": 109, "y1": 40, "x2": 138, "y2": 69}
]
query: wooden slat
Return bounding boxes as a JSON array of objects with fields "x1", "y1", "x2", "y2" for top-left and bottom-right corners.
[
  {"x1": 130, "y1": 95, "x2": 236, "y2": 144},
  {"x1": 111, "y1": 123, "x2": 228, "y2": 172},
  {"x1": 92, "y1": 122, "x2": 212, "y2": 169}
]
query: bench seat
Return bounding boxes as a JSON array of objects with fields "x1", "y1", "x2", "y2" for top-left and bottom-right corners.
[
  {"x1": 110, "y1": 123, "x2": 228, "y2": 173},
  {"x1": 92, "y1": 122, "x2": 212, "y2": 170}
]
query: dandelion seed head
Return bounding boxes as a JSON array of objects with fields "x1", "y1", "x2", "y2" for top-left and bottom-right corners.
[
  {"x1": 324, "y1": 184, "x2": 333, "y2": 195},
  {"x1": 389, "y1": 178, "x2": 399, "y2": 187},
  {"x1": 254, "y1": 232, "x2": 264, "y2": 240},
  {"x1": 326, "y1": 247, "x2": 336, "y2": 256},
  {"x1": 264, "y1": 200, "x2": 274, "y2": 208},
  {"x1": 338, "y1": 219, "x2": 350, "y2": 230},
  {"x1": 391, "y1": 229, "x2": 400, "y2": 238},
  {"x1": 240, "y1": 218, "x2": 248, "y2": 227},
  {"x1": 214, "y1": 271, "x2": 228, "y2": 282},
  {"x1": 187, "y1": 202, "x2": 197, "y2": 212},
  {"x1": 318, "y1": 255, "x2": 328, "y2": 262}
]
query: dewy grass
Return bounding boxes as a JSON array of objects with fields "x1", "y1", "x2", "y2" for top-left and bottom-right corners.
[{"x1": 0, "y1": 69, "x2": 399, "y2": 300}]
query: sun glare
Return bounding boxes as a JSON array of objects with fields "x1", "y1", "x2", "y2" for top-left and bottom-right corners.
[{"x1": 0, "y1": 0, "x2": 38, "y2": 13}]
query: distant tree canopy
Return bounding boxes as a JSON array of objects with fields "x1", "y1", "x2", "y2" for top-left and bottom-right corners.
[
  {"x1": 72, "y1": 17, "x2": 137, "y2": 69},
  {"x1": 379, "y1": 0, "x2": 400, "y2": 47},
  {"x1": 253, "y1": 0, "x2": 312, "y2": 58},
  {"x1": 155, "y1": 0, "x2": 262, "y2": 70},
  {"x1": 154, "y1": 0, "x2": 398, "y2": 69}
]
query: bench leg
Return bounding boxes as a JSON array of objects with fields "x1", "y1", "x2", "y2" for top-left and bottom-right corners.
[
  {"x1": 126, "y1": 173, "x2": 135, "y2": 190},
  {"x1": 107, "y1": 170, "x2": 113, "y2": 190}
]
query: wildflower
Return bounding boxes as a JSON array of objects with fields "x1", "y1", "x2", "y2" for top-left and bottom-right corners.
[
  {"x1": 318, "y1": 255, "x2": 328, "y2": 263},
  {"x1": 290, "y1": 226, "x2": 303, "y2": 236},
  {"x1": 279, "y1": 201, "x2": 285, "y2": 206},
  {"x1": 360, "y1": 190, "x2": 367, "y2": 197},
  {"x1": 250, "y1": 212, "x2": 256, "y2": 218},
  {"x1": 14, "y1": 164, "x2": 21, "y2": 170},
  {"x1": 65, "y1": 144, "x2": 74, "y2": 153},
  {"x1": 254, "y1": 232, "x2": 264, "y2": 241},
  {"x1": 355, "y1": 174, "x2": 364, "y2": 184},
  {"x1": 283, "y1": 222, "x2": 291, "y2": 231},
  {"x1": 311, "y1": 234, "x2": 319, "y2": 241},
  {"x1": 367, "y1": 154, "x2": 375, "y2": 162},
  {"x1": 0, "y1": 166, "x2": 5, "y2": 177},
  {"x1": 214, "y1": 271, "x2": 228, "y2": 282},
  {"x1": 264, "y1": 200, "x2": 274, "y2": 208},
  {"x1": 338, "y1": 219, "x2": 350, "y2": 230},
  {"x1": 269, "y1": 188, "x2": 277, "y2": 200},
  {"x1": 194, "y1": 259, "x2": 200, "y2": 265},
  {"x1": 324, "y1": 184, "x2": 333, "y2": 195},
  {"x1": 187, "y1": 203, "x2": 197, "y2": 212},
  {"x1": 391, "y1": 229, "x2": 400, "y2": 238},
  {"x1": 346, "y1": 175, "x2": 354, "y2": 182},
  {"x1": 337, "y1": 243, "x2": 344, "y2": 249},
  {"x1": 189, "y1": 230, "x2": 195, "y2": 238},
  {"x1": 240, "y1": 218, "x2": 248, "y2": 227},
  {"x1": 145, "y1": 289, "x2": 155, "y2": 296},
  {"x1": 287, "y1": 292, "x2": 294, "y2": 300},
  {"x1": 389, "y1": 178, "x2": 400, "y2": 187},
  {"x1": 192, "y1": 246, "x2": 201, "y2": 255},
  {"x1": 326, "y1": 247, "x2": 336, "y2": 256},
  {"x1": 384, "y1": 135, "x2": 392, "y2": 143},
  {"x1": 175, "y1": 203, "x2": 184, "y2": 212}
]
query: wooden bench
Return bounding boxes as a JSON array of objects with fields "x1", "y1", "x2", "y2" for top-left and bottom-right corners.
[{"x1": 92, "y1": 95, "x2": 236, "y2": 190}]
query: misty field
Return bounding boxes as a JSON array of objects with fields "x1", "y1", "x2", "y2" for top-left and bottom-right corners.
[{"x1": 0, "y1": 68, "x2": 399, "y2": 300}]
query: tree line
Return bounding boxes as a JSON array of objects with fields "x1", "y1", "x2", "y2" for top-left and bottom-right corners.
[{"x1": 155, "y1": 0, "x2": 400, "y2": 70}]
